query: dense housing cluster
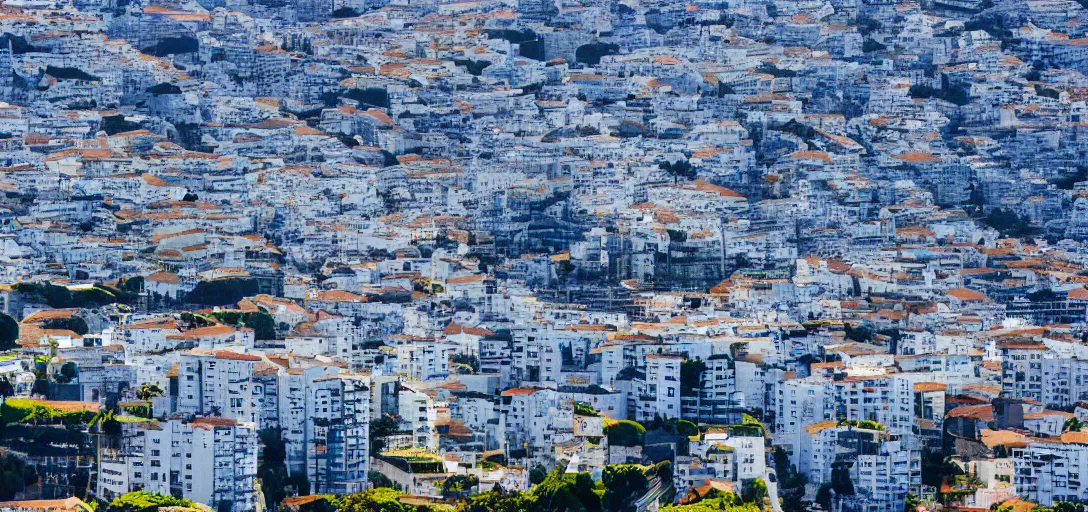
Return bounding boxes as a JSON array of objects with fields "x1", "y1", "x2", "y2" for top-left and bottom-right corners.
[{"x1": 4, "y1": 0, "x2": 1088, "y2": 511}]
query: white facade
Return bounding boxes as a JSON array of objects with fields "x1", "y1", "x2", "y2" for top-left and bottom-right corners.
[{"x1": 97, "y1": 417, "x2": 258, "y2": 512}]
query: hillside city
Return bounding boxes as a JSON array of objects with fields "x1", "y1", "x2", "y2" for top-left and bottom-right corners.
[{"x1": 5, "y1": 0, "x2": 1088, "y2": 511}]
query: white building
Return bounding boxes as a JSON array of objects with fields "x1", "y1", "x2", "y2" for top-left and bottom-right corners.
[
  {"x1": 1013, "y1": 432, "x2": 1088, "y2": 505},
  {"x1": 175, "y1": 350, "x2": 261, "y2": 424},
  {"x1": 307, "y1": 374, "x2": 371, "y2": 494},
  {"x1": 97, "y1": 417, "x2": 259, "y2": 512}
]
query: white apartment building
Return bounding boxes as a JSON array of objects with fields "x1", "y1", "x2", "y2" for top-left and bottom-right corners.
[
  {"x1": 278, "y1": 365, "x2": 341, "y2": 474},
  {"x1": 97, "y1": 417, "x2": 258, "y2": 512},
  {"x1": 175, "y1": 350, "x2": 261, "y2": 424},
  {"x1": 695, "y1": 430, "x2": 767, "y2": 482},
  {"x1": 1013, "y1": 432, "x2": 1088, "y2": 505},
  {"x1": 498, "y1": 387, "x2": 558, "y2": 458},
  {"x1": 398, "y1": 385, "x2": 438, "y2": 451},
  {"x1": 396, "y1": 342, "x2": 454, "y2": 381},
  {"x1": 306, "y1": 374, "x2": 371, "y2": 494},
  {"x1": 641, "y1": 354, "x2": 682, "y2": 421},
  {"x1": 774, "y1": 378, "x2": 837, "y2": 454},
  {"x1": 1041, "y1": 358, "x2": 1088, "y2": 408},
  {"x1": 797, "y1": 425, "x2": 921, "y2": 512},
  {"x1": 1000, "y1": 342, "x2": 1050, "y2": 403},
  {"x1": 835, "y1": 374, "x2": 916, "y2": 435}
]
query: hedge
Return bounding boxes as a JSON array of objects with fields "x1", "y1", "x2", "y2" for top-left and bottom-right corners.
[
  {"x1": 109, "y1": 491, "x2": 197, "y2": 511},
  {"x1": 0, "y1": 398, "x2": 98, "y2": 426}
]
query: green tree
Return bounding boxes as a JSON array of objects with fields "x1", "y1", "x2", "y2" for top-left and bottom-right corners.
[
  {"x1": 135, "y1": 383, "x2": 164, "y2": 401},
  {"x1": 121, "y1": 275, "x2": 144, "y2": 293},
  {"x1": 606, "y1": 420, "x2": 646, "y2": 447},
  {"x1": 43, "y1": 316, "x2": 89, "y2": 335},
  {"x1": 905, "y1": 493, "x2": 922, "y2": 512},
  {"x1": 983, "y1": 208, "x2": 1039, "y2": 238},
  {"x1": 370, "y1": 414, "x2": 401, "y2": 454},
  {"x1": 0, "y1": 312, "x2": 18, "y2": 350},
  {"x1": 334, "y1": 488, "x2": 414, "y2": 512},
  {"x1": 530, "y1": 465, "x2": 548, "y2": 485},
  {"x1": 368, "y1": 471, "x2": 397, "y2": 490},
  {"x1": 575, "y1": 43, "x2": 619, "y2": 65},
  {"x1": 741, "y1": 478, "x2": 768, "y2": 504},
  {"x1": 830, "y1": 461, "x2": 855, "y2": 496},
  {"x1": 680, "y1": 359, "x2": 706, "y2": 397},
  {"x1": 532, "y1": 467, "x2": 601, "y2": 512},
  {"x1": 108, "y1": 491, "x2": 195, "y2": 511},
  {"x1": 468, "y1": 489, "x2": 539, "y2": 512},
  {"x1": 602, "y1": 465, "x2": 650, "y2": 512},
  {"x1": 343, "y1": 87, "x2": 390, "y2": 108},
  {"x1": 244, "y1": 312, "x2": 277, "y2": 340},
  {"x1": 0, "y1": 453, "x2": 37, "y2": 500},
  {"x1": 1052, "y1": 502, "x2": 1086, "y2": 512},
  {"x1": 661, "y1": 494, "x2": 761, "y2": 512},
  {"x1": 655, "y1": 460, "x2": 674, "y2": 484},
  {"x1": 441, "y1": 474, "x2": 479, "y2": 498},
  {"x1": 185, "y1": 278, "x2": 259, "y2": 305},
  {"x1": 54, "y1": 361, "x2": 78, "y2": 383},
  {"x1": 843, "y1": 322, "x2": 872, "y2": 343},
  {"x1": 257, "y1": 428, "x2": 306, "y2": 508}
]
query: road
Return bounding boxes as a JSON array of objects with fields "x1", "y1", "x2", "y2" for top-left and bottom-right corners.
[{"x1": 765, "y1": 468, "x2": 783, "y2": 512}]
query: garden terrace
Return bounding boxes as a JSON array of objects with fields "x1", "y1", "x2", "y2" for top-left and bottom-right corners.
[{"x1": 0, "y1": 398, "x2": 100, "y2": 426}]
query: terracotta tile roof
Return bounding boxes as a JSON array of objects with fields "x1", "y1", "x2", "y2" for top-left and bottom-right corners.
[
  {"x1": 893, "y1": 151, "x2": 941, "y2": 163},
  {"x1": 446, "y1": 274, "x2": 485, "y2": 285},
  {"x1": 948, "y1": 288, "x2": 987, "y2": 301},
  {"x1": 947, "y1": 404, "x2": 993, "y2": 421},
  {"x1": 0, "y1": 497, "x2": 90, "y2": 511},
  {"x1": 22, "y1": 309, "x2": 80, "y2": 323},
  {"x1": 804, "y1": 421, "x2": 840, "y2": 435},
  {"x1": 914, "y1": 382, "x2": 946, "y2": 393},
  {"x1": 501, "y1": 387, "x2": 541, "y2": 396},
  {"x1": 146, "y1": 271, "x2": 181, "y2": 284},
  {"x1": 443, "y1": 323, "x2": 493, "y2": 336}
]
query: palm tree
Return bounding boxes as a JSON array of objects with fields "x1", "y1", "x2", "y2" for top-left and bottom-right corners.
[{"x1": 135, "y1": 383, "x2": 164, "y2": 400}]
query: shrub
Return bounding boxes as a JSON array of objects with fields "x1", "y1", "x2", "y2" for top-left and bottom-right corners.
[
  {"x1": 606, "y1": 420, "x2": 646, "y2": 446},
  {"x1": 574, "y1": 401, "x2": 599, "y2": 417},
  {"x1": 108, "y1": 491, "x2": 196, "y2": 511}
]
